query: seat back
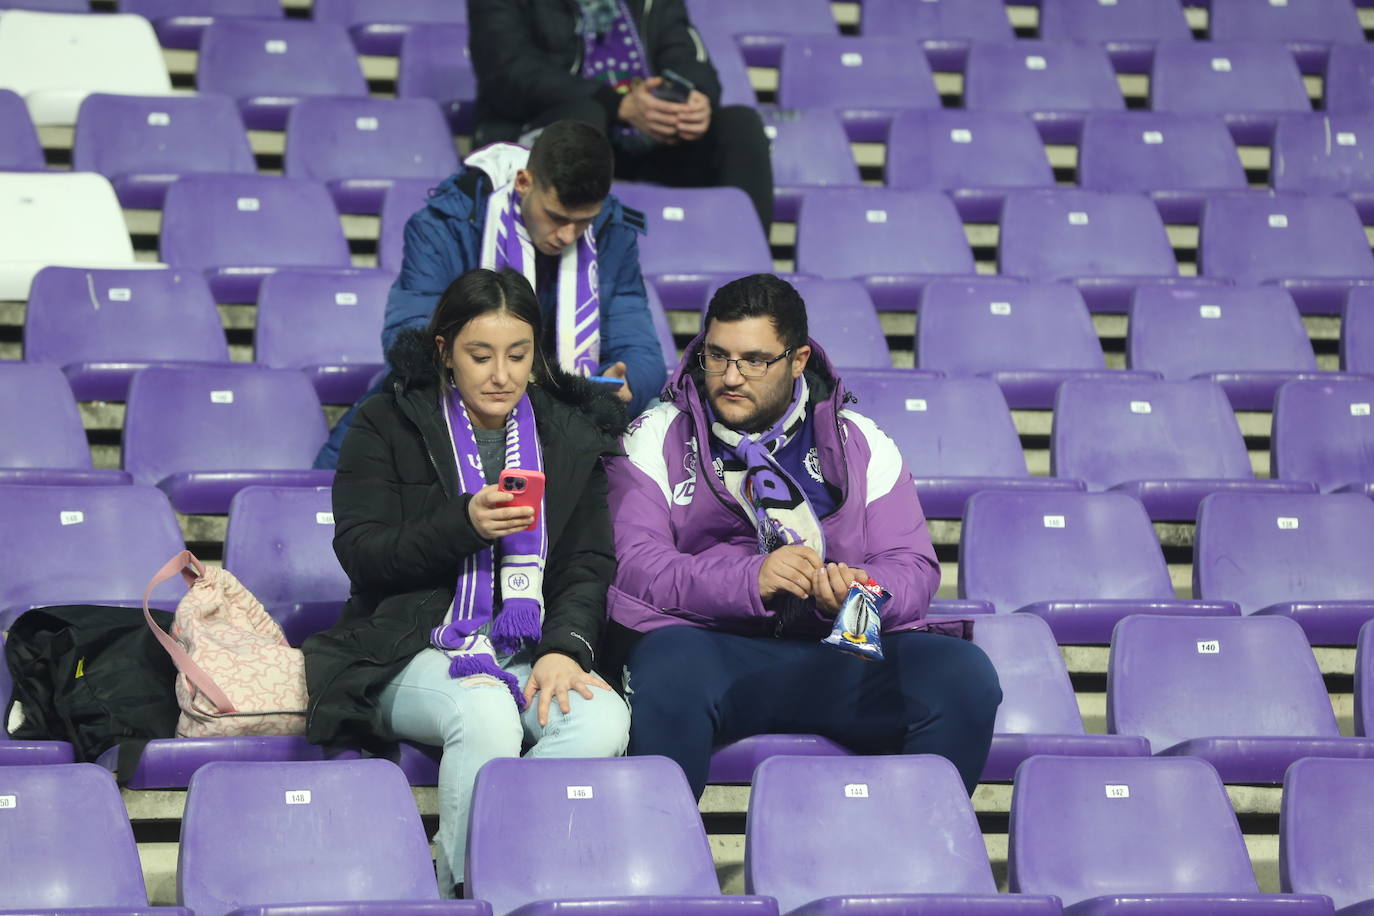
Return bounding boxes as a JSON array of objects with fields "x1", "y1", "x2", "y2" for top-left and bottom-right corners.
[
  {"x1": 1210, "y1": 0, "x2": 1363, "y2": 45},
  {"x1": 1281, "y1": 757, "x2": 1374, "y2": 910},
  {"x1": 1344, "y1": 285, "x2": 1374, "y2": 373},
  {"x1": 0, "y1": 363, "x2": 94, "y2": 470},
  {"x1": 887, "y1": 109, "x2": 1053, "y2": 193},
  {"x1": 862, "y1": 0, "x2": 1012, "y2": 43},
  {"x1": 198, "y1": 18, "x2": 367, "y2": 100},
  {"x1": 1272, "y1": 378, "x2": 1374, "y2": 492},
  {"x1": 0, "y1": 87, "x2": 44, "y2": 170},
  {"x1": 377, "y1": 177, "x2": 440, "y2": 273},
  {"x1": 972, "y1": 613, "x2": 1086, "y2": 735},
  {"x1": 611, "y1": 184, "x2": 772, "y2": 276},
  {"x1": 314, "y1": 0, "x2": 467, "y2": 26},
  {"x1": 1326, "y1": 43, "x2": 1374, "y2": 114},
  {"x1": 0, "y1": 171, "x2": 135, "y2": 299},
  {"x1": 796, "y1": 187, "x2": 974, "y2": 279},
  {"x1": 964, "y1": 40, "x2": 1124, "y2": 115},
  {"x1": 762, "y1": 107, "x2": 861, "y2": 190},
  {"x1": 223, "y1": 485, "x2": 350, "y2": 609},
  {"x1": 73, "y1": 92, "x2": 255, "y2": 180},
  {"x1": 255, "y1": 268, "x2": 391, "y2": 370},
  {"x1": 1200, "y1": 193, "x2": 1374, "y2": 283},
  {"x1": 284, "y1": 96, "x2": 458, "y2": 184},
  {"x1": 1272, "y1": 113, "x2": 1374, "y2": 196},
  {"x1": 1150, "y1": 40, "x2": 1311, "y2": 116},
  {"x1": 777, "y1": 36, "x2": 940, "y2": 110},
  {"x1": 396, "y1": 24, "x2": 475, "y2": 107},
  {"x1": 998, "y1": 189, "x2": 1177, "y2": 281},
  {"x1": 1079, "y1": 112, "x2": 1246, "y2": 194},
  {"x1": 1039, "y1": 0, "x2": 1191, "y2": 43}
]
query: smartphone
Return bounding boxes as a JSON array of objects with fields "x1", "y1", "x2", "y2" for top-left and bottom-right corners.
[
  {"x1": 588, "y1": 375, "x2": 626, "y2": 389},
  {"x1": 498, "y1": 468, "x2": 546, "y2": 531},
  {"x1": 652, "y1": 68, "x2": 694, "y2": 103}
]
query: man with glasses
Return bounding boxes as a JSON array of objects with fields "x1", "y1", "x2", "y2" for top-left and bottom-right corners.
[{"x1": 602, "y1": 273, "x2": 1001, "y2": 798}]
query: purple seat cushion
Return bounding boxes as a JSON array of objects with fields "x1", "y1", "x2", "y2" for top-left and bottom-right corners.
[
  {"x1": 507, "y1": 899, "x2": 779, "y2": 916},
  {"x1": 1017, "y1": 599, "x2": 1241, "y2": 645},
  {"x1": 157, "y1": 470, "x2": 337, "y2": 515},
  {"x1": 982, "y1": 734, "x2": 1151, "y2": 782},
  {"x1": 1109, "y1": 478, "x2": 1317, "y2": 522},
  {"x1": 790, "y1": 895, "x2": 1063, "y2": 915},
  {"x1": 0, "y1": 469, "x2": 133, "y2": 486},
  {"x1": 928, "y1": 599, "x2": 995, "y2": 616},
  {"x1": 1157, "y1": 735, "x2": 1374, "y2": 784},
  {"x1": 707, "y1": 734, "x2": 853, "y2": 784},
  {"x1": 989, "y1": 369, "x2": 1160, "y2": 411},
  {"x1": 1254, "y1": 601, "x2": 1374, "y2": 646},
  {"x1": 1064, "y1": 894, "x2": 1334, "y2": 915},
  {"x1": 229, "y1": 904, "x2": 490, "y2": 916},
  {"x1": 0, "y1": 740, "x2": 77, "y2": 765},
  {"x1": 301, "y1": 363, "x2": 387, "y2": 406},
  {"x1": 96, "y1": 735, "x2": 361, "y2": 789},
  {"x1": 912, "y1": 476, "x2": 1086, "y2": 520}
]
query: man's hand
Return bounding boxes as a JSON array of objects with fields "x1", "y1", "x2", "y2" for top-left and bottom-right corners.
[
  {"x1": 467, "y1": 484, "x2": 534, "y2": 540},
  {"x1": 523, "y1": 651, "x2": 612, "y2": 727},
  {"x1": 600, "y1": 361, "x2": 633, "y2": 404},
  {"x1": 675, "y1": 90, "x2": 711, "y2": 142},
  {"x1": 812, "y1": 562, "x2": 870, "y2": 617},
  {"x1": 618, "y1": 77, "x2": 686, "y2": 144},
  {"x1": 758, "y1": 544, "x2": 824, "y2": 602}
]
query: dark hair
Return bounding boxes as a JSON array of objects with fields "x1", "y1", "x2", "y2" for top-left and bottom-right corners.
[
  {"x1": 704, "y1": 273, "x2": 809, "y2": 351},
  {"x1": 427, "y1": 268, "x2": 552, "y2": 381},
  {"x1": 526, "y1": 120, "x2": 613, "y2": 209}
]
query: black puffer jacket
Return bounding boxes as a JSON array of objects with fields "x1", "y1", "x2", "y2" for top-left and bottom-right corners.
[{"x1": 303, "y1": 329, "x2": 626, "y2": 748}]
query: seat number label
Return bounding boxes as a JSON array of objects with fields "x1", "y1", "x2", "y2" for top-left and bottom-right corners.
[
  {"x1": 950, "y1": 128, "x2": 972, "y2": 144},
  {"x1": 0, "y1": 795, "x2": 15, "y2": 809},
  {"x1": 1277, "y1": 517, "x2": 1300, "y2": 529},
  {"x1": 1105, "y1": 785, "x2": 1129, "y2": 798},
  {"x1": 844, "y1": 784, "x2": 869, "y2": 798},
  {"x1": 1043, "y1": 515, "x2": 1065, "y2": 528},
  {"x1": 60, "y1": 511, "x2": 84, "y2": 526},
  {"x1": 1200, "y1": 305, "x2": 1222, "y2": 319},
  {"x1": 905, "y1": 398, "x2": 927, "y2": 412},
  {"x1": 316, "y1": 512, "x2": 334, "y2": 525},
  {"x1": 1352, "y1": 403, "x2": 1370, "y2": 416},
  {"x1": 285, "y1": 790, "x2": 311, "y2": 805},
  {"x1": 567, "y1": 786, "x2": 594, "y2": 799},
  {"x1": 335, "y1": 292, "x2": 358, "y2": 306},
  {"x1": 990, "y1": 301, "x2": 1012, "y2": 315},
  {"x1": 210, "y1": 390, "x2": 235, "y2": 404},
  {"x1": 1130, "y1": 401, "x2": 1152, "y2": 414},
  {"x1": 1196, "y1": 640, "x2": 1220, "y2": 654}
]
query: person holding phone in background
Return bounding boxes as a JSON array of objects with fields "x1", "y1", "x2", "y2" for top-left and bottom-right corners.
[{"x1": 303, "y1": 267, "x2": 630, "y2": 898}]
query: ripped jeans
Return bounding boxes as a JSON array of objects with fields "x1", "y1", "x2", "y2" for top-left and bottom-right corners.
[{"x1": 375, "y1": 647, "x2": 630, "y2": 892}]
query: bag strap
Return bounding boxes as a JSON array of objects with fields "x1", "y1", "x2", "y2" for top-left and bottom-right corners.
[{"x1": 142, "y1": 550, "x2": 239, "y2": 715}]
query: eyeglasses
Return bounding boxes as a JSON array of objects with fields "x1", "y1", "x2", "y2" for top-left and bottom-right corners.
[{"x1": 699, "y1": 348, "x2": 793, "y2": 378}]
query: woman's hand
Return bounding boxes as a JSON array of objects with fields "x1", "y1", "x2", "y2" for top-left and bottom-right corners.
[
  {"x1": 467, "y1": 484, "x2": 535, "y2": 540},
  {"x1": 523, "y1": 652, "x2": 612, "y2": 726}
]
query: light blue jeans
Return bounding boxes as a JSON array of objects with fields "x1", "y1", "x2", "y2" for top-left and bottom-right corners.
[{"x1": 375, "y1": 647, "x2": 630, "y2": 892}]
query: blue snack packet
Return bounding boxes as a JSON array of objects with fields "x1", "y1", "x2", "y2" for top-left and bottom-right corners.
[{"x1": 821, "y1": 578, "x2": 890, "y2": 661}]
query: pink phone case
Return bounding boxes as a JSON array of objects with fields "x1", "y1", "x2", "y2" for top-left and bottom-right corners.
[{"x1": 498, "y1": 469, "x2": 546, "y2": 531}]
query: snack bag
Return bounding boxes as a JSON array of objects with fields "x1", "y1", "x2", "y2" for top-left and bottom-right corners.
[{"x1": 821, "y1": 578, "x2": 890, "y2": 661}]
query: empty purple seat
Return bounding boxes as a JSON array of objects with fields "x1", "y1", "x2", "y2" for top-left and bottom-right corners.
[
  {"x1": 611, "y1": 184, "x2": 772, "y2": 312},
  {"x1": 1052, "y1": 377, "x2": 1315, "y2": 520},
  {"x1": 747, "y1": 754, "x2": 1062, "y2": 914},
  {"x1": 1199, "y1": 193, "x2": 1374, "y2": 315},
  {"x1": 313, "y1": 0, "x2": 467, "y2": 57},
  {"x1": 1281, "y1": 757, "x2": 1374, "y2": 913},
  {"x1": 0, "y1": 484, "x2": 185, "y2": 629},
  {"x1": 1108, "y1": 613, "x2": 1374, "y2": 782},
  {"x1": 1272, "y1": 113, "x2": 1374, "y2": 223},
  {"x1": 159, "y1": 174, "x2": 353, "y2": 303},
  {"x1": 1038, "y1": 0, "x2": 1192, "y2": 73},
  {"x1": 795, "y1": 187, "x2": 974, "y2": 312},
  {"x1": 917, "y1": 278, "x2": 1156, "y2": 409},
  {"x1": 1077, "y1": 112, "x2": 1249, "y2": 224},
  {"x1": 255, "y1": 268, "x2": 390, "y2": 404},
  {"x1": 198, "y1": 19, "x2": 368, "y2": 131},
  {"x1": 1194, "y1": 491, "x2": 1374, "y2": 645},
  {"x1": 964, "y1": 40, "x2": 1125, "y2": 144},
  {"x1": 0, "y1": 363, "x2": 131, "y2": 486},
  {"x1": 685, "y1": 0, "x2": 836, "y2": 68},
  {"x1": 121, "y1": 0, "x2": 283, "y2": 50},
  {"x1": 960, "y1": 489, "x2": 1237, "y2": 643},
  {"x1": 860, "y1": 0, "x2": 1013, "y2": 72},
  {"x1": 706, "y1": 735, "x2": 852, "y2": 785},
  {"x1": 0, "y1": 87, "x2": 44, "y2": 170},
  {"x1": 776, "y1": 36, "x2": 941, "y2": 143},
  {"x1": 843, "y1": 374, "x2": 1084, "y2": 520},
  {"x1": 25, "y1": 266, "x2": 232, "y2": 401},
  {"x1": 707, "y1": 277, "x2": 889, "y2": 369},
  {"x1": 123, "y1": 366, "x2": 333, "y2": 514},
  {"x1": 396, "y1": 25, "x2": 475, "y2": 135},
  {"x1": 469, "y1": 756, "x2": 778, "y2": 916},
  {"x1": 0, "y1": 656, "x2": 75, "y2": 765},
  {"x1": 1359, "y1": 619, "x2": 1373, "y2": 737},
  {"x1": 693, "y1": 22, "x2": 756, "y2": 108},
  {"x1": 1345, "y1": 285, "x2": 1374, "y2": 372},
  {"x1": 178, "y1": 759, "x2": 441, "y2": 916},
  {"x1": 1150, "y1": 40, "x2": 1311, "y2": 145},
  {"x1": 1272, "y1": 378, "x2": 1374, "y2": 497},
  {"x1": 886, "y1": 110, "x2": 1054, "y2": 222},
  {"x1": 378, "y1": 177, "x2": 441, "y2": 273},
  {"x1": 999, "y1": 189, "x2": 1185, "y2": 313},
  {"x1": 1126, "y1": 283, "x2": 1344, "y2": 410},
  {"x1": 974, "y1": 614, "x2": 1150, "y2": 781},
  {"x1": 283, "y1": 97, "x2": 458, "y2": 215},
  {"x1": 97, "y1": 735, "x2": 359, "y2": 791},
  {"x1": 761, "y1": 108, "x2": 861, "y2": 223},
  {"x1": 1325, "y1": 43, "x2": 1374, "y2": 115},
  {"x1": 1210, "y1": 0, "x2": 1363, "y2": 75},
  {"x1": 1009, "y1": 754, "x2": 1335, "y2": 911},
  {"x1": 72, "y1": 93, "x2": 256, "y2": 210}
]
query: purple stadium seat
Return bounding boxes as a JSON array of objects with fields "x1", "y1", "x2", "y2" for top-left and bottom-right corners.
[
  {"x1": 178, "y1": 759, "x2": 442, "y2": 916},
  {"x1": 1009, "y1": 754, "x2": 1335, "y2": 912},
  {"x1": 707, "y1": 276, "x2": 890, "y2": 369},
  {"x1": 0, "y1": 0, "x2": 89, "y2": 9},
  {"x1": 645, "y1": 281, "x2": 679, "y2": 373},
  {"x1": 121, "y1": 0, "x2": 283, "y2": 51},
  {"x1": 0, "y1": 484, "x2": 185, "y2": 629},
  {"x1": 1199, "y1": 193, "x2": 1374, "y2": 315},
  {"x1": 1108, "y1": 614, "x2": 1374, "y2": 782},
  {"x1": 963, "y1": 40, "x2": 1125, "y2": 144},
  {"x1": 468, "y1": 756, "x2": 778, "y2": 916},
  {"x1": 685, "y1": 0, "x2": 836, "y2": 68},
  {"x1": 960, "y1": 489, "x2": 1237, "y2": 643},
  {"x1": 1038, "y1": 0, "x2": 1192, "y2": 74},
  {"x1": 1052, "y1": 377, "x2": 1315, "y2": 520},
  {"x1": 1325, "y1": 43, "x2": 1374, "y2": 115},
  {"x1": 886, "y1": 110, "x2": 1054, "y2": 223},
  {"x1": 1359, "y1": 619, "x2": 1373, "y2": 737},
  {"x1": 1126, "y1": 283, "x2": 1347, "y2": 410},
  {"x1": 1345, "y1": 286, "x2": 1374, "y2": 372},
  {"x1": 0, "y1": 87, "x2": 44, "y2": 170},
  {"x1": 916, "y1": 278, "x2": 1157, "y2": 409},
  {"x1": 255, "y1": 269, "x2": 390, "y2": 404},
  {"x1": 998, "y1": 189, "x2": 1183, "y2": 313},
  {"x1": 197, "y1": 19, "x2": 368, "y2": 131},
  {"x1": 159, "y1": 174, "x2": 353, "y2": 303},
  {"x1": 283, "y1": 97, "x2": 458, "y2": 215},
  {"x1": 1272, "y1": 378, "x2": 1374, "y2": 497},
  {"x1": 746, "y1": 754, "x2": 1063, "y2": 915},
  {"x1": 123, "y1": 366, "x2": 333, "y2": 514},
  {"x1": 25, "y1": 266, "x2": 232, "y2": 402},
  {"x1": 0, "y1": 656, "x2": 76, "y2": 765},
  {"x1": 313, "y1": 0, "x2": 467, "y2": 57},
  {"x1": 378, "y1": 177, "x2": 441, "y2": 273},
  {"x1": 1281, "y1": 757, "x2": 1374, "y2": 913},
  {"x1": 974, "y1": 614, "x2": 1151, "y2": 781},
  {"x1": 1077, "y1": 112, "x2": 1249, "y2": 224},
  {"x1": 860, "y1": 0, "x2": 1013, "y2": 73},
  {"x1": 72, "y1": 93, "x2": 256, "y2": 210},
  {"x1": 692, "y1": 22, "x2": 756, "y2": 108},
  {"x1": 795, "y1": 187, "x2": 975, "y2": 312},
  {"x1": 97, "y1": 735, "x2": 360, "y2": 791},
  {"x1": 776, "y1": 36, "x2": 941, "y2": 143},
  {"x1": 761, "y1": 108, "x2": 861, "y2": 224},
  {"x1": 0, "y1": 363, "x2": 131, "y2": 486},
  {"x1": 706, "y1": 735, "x2": 853, "y2": 785},
  {"x1": 1210, "y1": 0, "x2": 1363, "y2": 75},
  {"x1": 1272, "y1": 113, "x2": 1374, "y2": 223},
  {"x1": 1194, "y1": 491, "x2": 1374, "y2": 644},
  {"x1": 843, "y1": 374, "x2": 1085, "y2": 520},
  {"x1": 396, "y1": 25, "x2": 475, "y2": 136},
  {"x1": 611, "y1": 183, "x2": 772, "y2": 312},
  {"x1": 1150, "y1": 40, "x2": 1311, "y2": 145}
]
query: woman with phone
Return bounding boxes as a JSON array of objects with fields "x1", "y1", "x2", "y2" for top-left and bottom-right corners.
[{"x1": 303, "y1": 267, "x2": 630, "y2": 897}]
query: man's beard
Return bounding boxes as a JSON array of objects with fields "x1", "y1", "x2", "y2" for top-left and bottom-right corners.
[{"x1": 716, "y1": 378, "x2": 794, "y2": 434}]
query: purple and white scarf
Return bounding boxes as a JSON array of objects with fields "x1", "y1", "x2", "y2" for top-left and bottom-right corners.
[
  {"x1": 466, "y1": 144, "x2": 601, "y2": 379},
  {"x1": 431, "y1": 384, "x2": 547, "y2": 710},
  {"x1": 575, "y1": 0, "x2": 652, "y2": 145}
]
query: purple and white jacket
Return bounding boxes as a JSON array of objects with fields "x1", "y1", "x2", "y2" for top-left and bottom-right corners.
[{"x1": 606, "y1": 338, "x2": 962, "y2": 640}]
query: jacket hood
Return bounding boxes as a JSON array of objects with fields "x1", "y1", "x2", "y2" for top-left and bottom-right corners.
[{"x1": 665, "y1": 330, "x2": 844, "y2": 409}]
